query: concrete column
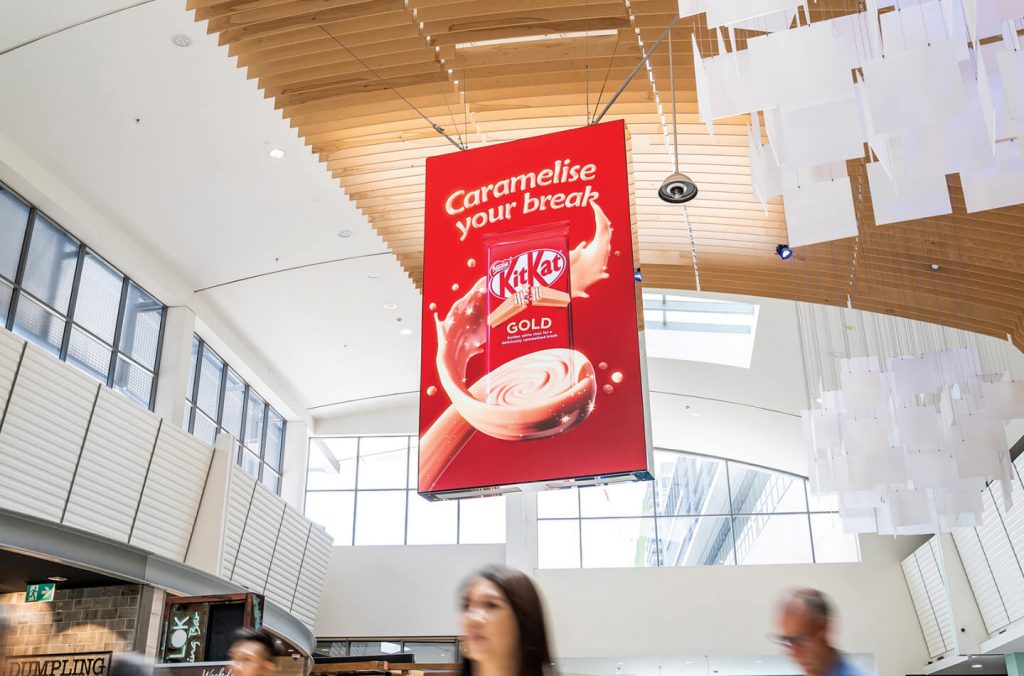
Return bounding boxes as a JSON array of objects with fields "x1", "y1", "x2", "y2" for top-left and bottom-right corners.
[
  {"x1": 280, "y1": 421, "x2": 310, "y2": 512},
  {"x1": 153, "y1": 306, "x2": 197, "y2": 424}
]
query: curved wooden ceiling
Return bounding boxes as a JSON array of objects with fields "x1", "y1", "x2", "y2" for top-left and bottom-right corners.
[{"x1": 189, "y1": 0, "x2": 1024, "y2": 352}]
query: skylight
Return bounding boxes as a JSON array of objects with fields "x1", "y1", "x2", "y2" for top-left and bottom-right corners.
[{"x1": 642, "y1": 292, "x2": 759, "y2": 368}]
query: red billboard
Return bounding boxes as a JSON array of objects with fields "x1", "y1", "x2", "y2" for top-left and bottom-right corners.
[{"x1": 418, "y1": 121, "x2": 651, "y2": 498}]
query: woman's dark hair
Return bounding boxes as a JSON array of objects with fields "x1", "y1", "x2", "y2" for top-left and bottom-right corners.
[
  {"x1": 459, "y1": 565, "x2": 553, "y2": 676},
  {"x1": 231, "y1": 627, "x2": 279, "y2": 660}
]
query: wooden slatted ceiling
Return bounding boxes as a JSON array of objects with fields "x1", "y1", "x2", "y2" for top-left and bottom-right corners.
[{"x1": 190, "y1": 0, "x2": 1024, "y2": 352}]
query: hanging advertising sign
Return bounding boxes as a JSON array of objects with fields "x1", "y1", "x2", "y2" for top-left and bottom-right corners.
[{"x1": 419, "y1": 121, "x2": 651, "y2": 498}]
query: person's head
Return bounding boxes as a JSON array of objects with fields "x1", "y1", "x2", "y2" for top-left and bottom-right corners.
[
  {"x1": 108, "y1": 653, "x2": 153, "y2": 676},
  {"x1": 774, "y1": 589, "x2": 837, "y2": 676},
  {"x1": 459, "y1": 566, "x2": 553, "y2": 676},
  {"x1": 229, "y1": 628, "x2": 278, "y2": 676}
]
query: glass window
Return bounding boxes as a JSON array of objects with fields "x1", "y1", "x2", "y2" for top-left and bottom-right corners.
[
  {"x1": 119, "y1": 282, "x2": 161, "y2": 369},
  {"x1": 21, "y1": 215, "x2": 78, "y2": 313},
  {"x1": 538, "y1": 487, "x2": 580, "y2": 519},
  {"x1": 459, "y1": 495, "x2": 506, "y2": 544},
  {"x1": 245, "y1": 391, "x2": 266, "y2": 450},
  {"x1": 74, "y1": 252, "x2": 122, "y2": 344},
  {"x1": 733, "y1": 514, "x2": 813, "y2": 565},
  {"x1": 579, "y1": 481, "x2": 654, "y2": 517},
  {"x1": 306, "y1": 491, "x2": 355, "y2": 545},
  {"x1": 197, "y1": 346, "x2": 225, "y2": 418},
  {"x1": 538, "y1": 520, "x2": 581, "y2": 569},
  {"x1": 193, "y1": 413, "x2": 218, "y2": 445},
  {"x1": 402, "y1": 642, "x2": 457, "y2": 663},
  {"x1": 0, "y1": 189, "x2": 30, "y2": 281},
  {"x1": 357, "y1": 437, "x2": 408, "y2": 489},
  {"x1": 810, "y1": 513, "x2": 860, "y2": 562},
  {"x1": 241, "y1": 449, "x2": 261, "y2": 479},
  {"x1": 581, "y1": 518, "x2": 658, "y2": 568},
  {"x1": 315, "y1": 641, "x2": 348, "y2": 657},
  {"x1": 113, "y1": 356, "x2": 153, "y2": 409},
  {"x1": 308, "y1": 438, "x2": 358, "y2": 490},
  {"x1": 728, "y1": 462, "x2": 808, "y2": 514},
  {"x1": 262, "y1": 470, "x2": 281, "y2": 495},
  {"x1": 186, "y1": 335, "x2": 199, "y2": 402},
  {"x1": 265, "y1": 408, "x2": 284, "y2": 472},
  {"x1": 222, "y1": 369, "x2": 246, "y2": 439},
  {"x1": 65, "y1": 327, "x2": 111, "y2": 383},
  {"x1": 659, "y1": 516, "x2": 735, "y2": 566},
  {"x1": 406, "y1": 491, "x2": 458, "y2": 545},
  {"x1": 354, "y1": 490, "x2": 407, "y2": 545},
  {"x1": 655, "y1": 452, "x2": 730, "y2": 516},
  {"x1": 349, "y1": 641, "x2": 401, "y2": 657},
  {"x1": 13, "y1": 294, "x2": 65, "y2": 355}
]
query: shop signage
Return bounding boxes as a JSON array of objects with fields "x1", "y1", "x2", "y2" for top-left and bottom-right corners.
[
  {"x1": 419, "y1": 120, "x2": 652, "y2": 498},
  {"x1": 24, "y1": 583, "x2": 55, "y2": 603},
  {"x1": 163, "y1": 602, "x2": 209, "y2": 663},
  {"x1": 153, "y1": 662, "x2": 229, "y2": 676},
  {"x1": 4, "y1": 652, "x2": 111, "y2": 676}
]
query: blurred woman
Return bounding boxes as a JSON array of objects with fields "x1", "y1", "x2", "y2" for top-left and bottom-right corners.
[{"x1": 459, "y1": 566, "x2": 554, "y2": 676}]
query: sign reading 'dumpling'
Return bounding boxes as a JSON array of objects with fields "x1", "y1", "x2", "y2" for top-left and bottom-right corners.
[
  {"x1": 419, "y1": 121, "x2": 651, "y2": 499},
  {"x1": 4, "y1": 653, "x2": 111, "y2": 676}
]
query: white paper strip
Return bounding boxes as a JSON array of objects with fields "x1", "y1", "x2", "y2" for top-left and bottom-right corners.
[
  {"x1": 961, "y1": 140, "x2": 1024, "y2": 212},
  {"x1": 996, "y1": 49, "x2": 1024, "y2": 120},
  {"x1": 704, "y1": 0, "x2": 802, "y2": 28},
  {"x1": 783, "y1": 177, "x2": 859, "y2": 247},
  {"x1": 866, "y1": 162, "x2": 952, "y2": 225},
  {"x1": 702, "y1": 49, "x2": 762, "y2": 121},
  {"x1": 881, "y1": 2, "x2": 967, "y2": 61},
  {"x1": 981, "y1": 381, "x2": 1024, "y2": 419}
]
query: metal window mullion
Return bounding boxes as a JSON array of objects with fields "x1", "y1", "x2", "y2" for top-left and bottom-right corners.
[
  {"x1": 238, "y1": 384, "x2": 250, "y2": 465},
  {"x1": 351, "y1": 437, "x2": 361, "y2": 546},
  {"x1": 216, "y1": 356, "x2": 229, "y2": 432},
  {"x1": 58, "y1": 244, "x2": 86, "y2": 361},
  {"x1": 725, "y1": 461, "x2": 738, "y2": 565},
  {"x1": 404, "y1": 436, "x2": 411, "y2": 545},
  {"x1": 577, "y1": 488, "x2": 583, "y2": 567},
  {"x1": 106, "y1": 276, "x2": 130, "y2": 389},
  {"x1": 6, "y1": 207, "x2": 36, "y2": 331},
  {"x1": 147, "y1": 304, "x2": 167, "y2": 411},
  {"x1": 258, "y1": 401, "x2": 269, "y2": 481},
  {"x1": 805, "y1": 480, "x2": 817, "y2": 563},
  {"x1": 188, "y1": 340, "x2": 204, "y2": 434}
]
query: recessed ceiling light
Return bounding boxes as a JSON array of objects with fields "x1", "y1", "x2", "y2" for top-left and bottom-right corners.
[
  {"x1": 47, "y1": 576, "x2": 67, "y2": 582},
  {"x1": 338, "y1": 230, "x2": 352, "y2": 238},
  {"x1": 930, "y1": 263, "x2": 941, "y2": 271},
  {"x1": 268, "y1": 148, "x2": 286, "y2": 159},
  {"x1": 972, "y1": 665, "x2": 983, "y2": 669},
  {"x1": 400, "y1": 328, "x2": 413, "y2": 335},
  {"x1": 383, "y1": 303, "x2": 398, "y2": 310},
  {"x1": 367, "y1": 272, "x2": 379, "y2": 279},
  {"x1": 171, "y1": 34, "x2": 192, "y2": 47}
]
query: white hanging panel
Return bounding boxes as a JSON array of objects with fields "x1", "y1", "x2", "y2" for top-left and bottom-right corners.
[
  {"x1": 221, "y1": 466, "x2": 257, "y2": 578},
  {"x1": 130, "y1": 424, "x2": 212, "y2": 561},
  {"x1": 291, "y1": 525, "x2": 334, "y2": 628},
  {"x1": 0, "y1": 346, "x2": 98, "y2": 521},
  {"x1": 265, "y1": 507, "x2": 311, "y2": 609},
  {"x1": 952, "y1": 527, "x2": 1011, "y2": 633},
  {"x1": 62, "y1": 388, "x2": 161, "y2": 541},
  {"x1": 231, "y1": 483, "x2": 285, "y2": 593}
]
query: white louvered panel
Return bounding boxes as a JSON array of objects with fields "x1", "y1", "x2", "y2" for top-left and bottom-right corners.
[
  {"x1": 221, "y1": 467, "x2": 256, "y2": 578},
  {"x1": 231, "y1": 483, "x2": 285, "y2": 593},
  {"x1": 0, "y1": 346, "x2": 98, "y2": 521},
  {"x1": 953, "y1": 527, "x2": 1011, "y2": 633},
  {"x1": 291, "y1": 525, "x2": 333, "y2": 627},
  {"x1": 903, "y1": 548, "x2": 946, "y2": 658},
  {"x1": 130, "y1": 424, "x2": 212, "y2": 561},
  {"x1": 264, "y1": 507, "x2": 310, "y2": 609},
  {"x1": 0, "y1": 330, "x2": 24, "y2": 416},
  {"x1": 978, "y1": 486, "x2": 1024, "y2": 622},
  {"x1": 62, "y1": 388, "x2": 161, "y2": 541},
  {"x1": 921, "y1": 539, "x2": 955, "y2": 654},
  {"x1": 993, "y1": 465, "x2": 1024, "y2": 571}
]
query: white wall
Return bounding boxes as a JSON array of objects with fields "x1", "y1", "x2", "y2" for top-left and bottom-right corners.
[
  {"x1": 313, "y1": 393, "x2": 419, "y2": 436},
  {"x1": 315, "y1": 544, "x2": 505, "y2": 637}
]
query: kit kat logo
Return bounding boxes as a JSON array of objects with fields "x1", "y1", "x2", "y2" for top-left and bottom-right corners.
[{"x1": 488, "y1": 248, "x2": 566, "y2": 299}]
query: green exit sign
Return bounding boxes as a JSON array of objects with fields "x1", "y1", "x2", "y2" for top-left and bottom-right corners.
[{"x1": 25, "y1": 582, "x2": 55, "y2": 603}]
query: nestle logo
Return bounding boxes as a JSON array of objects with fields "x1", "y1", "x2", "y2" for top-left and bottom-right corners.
[{"x1": 488, "y1": 248, "x2": 567, "y2": 299}]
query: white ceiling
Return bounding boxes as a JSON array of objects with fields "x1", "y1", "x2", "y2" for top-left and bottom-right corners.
[{"x1": 0, "y1": 0, "x2": 422, "y2": 414}]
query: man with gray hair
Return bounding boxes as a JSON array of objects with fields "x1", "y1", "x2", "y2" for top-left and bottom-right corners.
[{"x1": 772, "y1": 588, "x2": 875, "y2": 676}]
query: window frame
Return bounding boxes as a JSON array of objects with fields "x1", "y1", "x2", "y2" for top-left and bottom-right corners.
[
  {"x1": 183, "y1": 334, "x2": 286, "y2": 493},
  {"x1": 1, "y1": 182, "x2": 166, "y2": 410}
]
